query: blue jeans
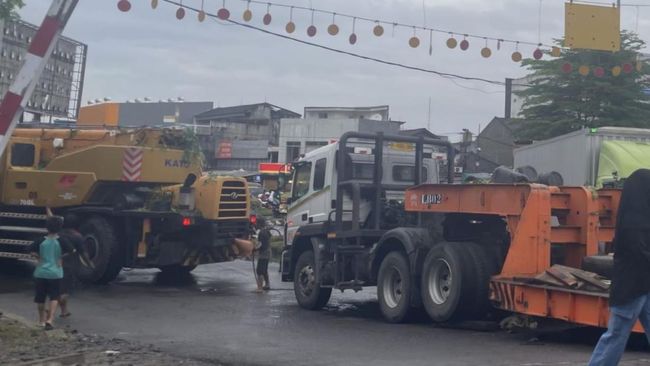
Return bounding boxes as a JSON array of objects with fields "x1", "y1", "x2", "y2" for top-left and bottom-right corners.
[{"x1": 588, "y1": 292, "x2": 650, "y2": 366}]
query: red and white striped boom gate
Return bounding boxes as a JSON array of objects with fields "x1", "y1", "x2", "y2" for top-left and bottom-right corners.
[{"x1": 0, "y1": 0, "x2": 78, "y2": 156}]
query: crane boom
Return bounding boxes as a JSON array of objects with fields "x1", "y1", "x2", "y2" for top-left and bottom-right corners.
[{"x1": 0, "y1": 0, "x2": 78, "y2": 156}]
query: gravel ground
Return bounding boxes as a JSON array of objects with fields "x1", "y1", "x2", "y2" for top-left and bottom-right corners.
[{"x1": 0, "y1": 311, "x2": 218, "y2": 366}]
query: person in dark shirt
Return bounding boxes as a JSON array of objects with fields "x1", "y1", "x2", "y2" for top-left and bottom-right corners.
[
  {"x1": 58, "y1": 214, "x2": 88, "y2": 318},
  {"x1": 255, "y1": 217, "x2": 272, "y2": 293},
  {"x1": 589, "y1": 169, "x2": 650, "y2": 365}
]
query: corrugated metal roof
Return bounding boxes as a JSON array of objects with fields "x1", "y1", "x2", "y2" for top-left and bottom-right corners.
[{"x1": 194, "y1": 102, "x2": 300, "y2": 121}]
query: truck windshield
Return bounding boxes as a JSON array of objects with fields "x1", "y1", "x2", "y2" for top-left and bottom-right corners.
[{"x1": 292, "y1": 162, "x2": 312, "y2": 201}]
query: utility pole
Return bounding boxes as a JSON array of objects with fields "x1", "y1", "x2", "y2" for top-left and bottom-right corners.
[
  {"x1": 504, "y1": 78, "x2": 513, "y2": 119},
  {"x1": 427, "y1": 96, "x2": 431, "y2": 131}
]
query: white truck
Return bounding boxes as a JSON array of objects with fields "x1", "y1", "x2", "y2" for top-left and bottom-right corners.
[
  {"x1": 279, "y1": 132, "x2": 510, "y2": 324},
  {"x1": 513, "y1": 127, "x2": 650, "y2": 187}
]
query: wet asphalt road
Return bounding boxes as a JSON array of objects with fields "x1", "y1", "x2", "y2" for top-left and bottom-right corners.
[{"x1": 2, "y1": 260, "x2": 650, "y2": 366}]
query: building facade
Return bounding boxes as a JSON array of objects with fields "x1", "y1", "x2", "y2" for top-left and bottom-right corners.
[
  {"x1": 279, "y1": 106, "x2": 403, "y2": 163},
  {"x1": 77, "y1": 100, "x2": 213, "y2": 127},
  {"x1": 458, "y1": 117, "x2": 525, "y2": 175},
  {"x1": 193, "y1": 103, "x2": 301, "y2": 170},
  {"x1": 1, "y1": 19, "x2": 87, "y2": 120}
]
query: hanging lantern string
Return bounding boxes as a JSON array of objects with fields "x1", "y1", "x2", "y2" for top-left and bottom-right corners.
[
  {"x1": 232, "y1": 0, "x2": 556, "y2": 49},
  {"x1": 156, "y1": 0, "x2": 524, "y2": 87}
]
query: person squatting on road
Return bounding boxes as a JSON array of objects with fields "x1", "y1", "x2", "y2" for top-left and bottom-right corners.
[
  {"x1": 255, "y1": 217, "x2": 272, "y2": 293},
  {"x1": 589, "y1": 169, "x2": 650, "y2": 365},
  {"x1": 58, "y1": 214, "x2": 89, "y2": 318},
  {"x1": 29, "y1": 216, "x2": 73, "y2": 330}
]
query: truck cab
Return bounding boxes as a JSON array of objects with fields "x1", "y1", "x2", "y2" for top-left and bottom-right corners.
[{"x1": 285, "y1": 138, "x2": 441, "y2": 247}]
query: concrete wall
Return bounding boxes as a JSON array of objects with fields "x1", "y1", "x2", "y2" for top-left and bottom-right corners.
[
  {"x1": 278, "y1": 118, "x2": 402, "y2": 163},
  {"x1": 209, "y1": 120, "x2": 272, "y2": 143},
  {"x1": 477, "y1": 121, "x2": 515, "y2": 168},
  {"x1": 77, "y1": 102, "x2": 213, "y2": 127},
  {"x1": 304, "y1": 106, "x2": 389, "y2": 121},
  {"x1": 118, "y1": 102, "x2": 213, "y2": 127}
]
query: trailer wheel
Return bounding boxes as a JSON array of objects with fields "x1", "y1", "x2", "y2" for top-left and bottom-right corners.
[
  {"x1": 77, "y1": 217, "x2": 123, "y2": 285},
  {"x1": 463, "y1": 242, "x2": 492, "y2": 319},
  {"x1": 421, "y1": 242, "x2": 475, "y2": 322},
  {"x1": 294, "y1": 251, "x2": 331, "y2": 310},
  {"x1": 377, "y1": 251, "x2": 412, "y2": 323}
]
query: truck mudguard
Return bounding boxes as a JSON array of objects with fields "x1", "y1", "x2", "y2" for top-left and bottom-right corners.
[{"x1": 370, "y1": 227, "x2": 432, "y2": 280}]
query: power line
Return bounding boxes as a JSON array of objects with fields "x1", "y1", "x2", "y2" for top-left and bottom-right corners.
[{"x1": 159, "y1": 0, "x2": 511, "y2": 87}]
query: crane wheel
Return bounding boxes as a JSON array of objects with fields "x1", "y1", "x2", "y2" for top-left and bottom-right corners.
[
  {"x1": 377, "y1": 251, "x2": 412, "y2": 323},
  {"x1": 293, "y1": 251, "x2": 332, "y2": 310},
  {"x1": 421, "y1": 242, "x2": 478, "y2": 322},
  {"x1": 77, "y1": 216, "x2": 123, "y2": 284}
]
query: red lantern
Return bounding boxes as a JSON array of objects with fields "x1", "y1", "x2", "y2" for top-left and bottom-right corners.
[
  {"x1": 593, "y1": 67, "x2": 605, "y2": 78},
  {"x1": 460, "y1": 38, "x2": 469, "y2": 51},
  {"x1": 218, "y1": 8, "x2": 230, "y2": 20},
  {"x1": 263, "y1": 4, "x2": 272, "y2": 25},
  {"x1": 176, "y1": 7, "x2": 185, "y2": 20},
  {"x1": 623, "y1": 63, "x2": 634, "y2": 74},
  {"x1": 349, "y1": 18, "x2": 358, "y2": 45},
  {"x1": 307, "y1": 25, "x2": 317, "y2": 37},
  {"x1": 561, "y1": 63, "x2": 573, "y2": 73},
  {"x1": 533, "y1": 48, "x2": 543, "y2": 60},
  {"x1": 117, "y1": 0, "x2": 131, "y2": 12}
]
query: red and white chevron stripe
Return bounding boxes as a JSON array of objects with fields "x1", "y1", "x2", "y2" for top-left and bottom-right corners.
[
  {"x1": 0, "y1": 0, "x2": 79, "y2": 156},
  {"x1": 122, "y1": 147, "x2": 144, "y2": 182}
]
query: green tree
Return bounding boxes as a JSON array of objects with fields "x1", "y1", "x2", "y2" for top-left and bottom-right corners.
[
  {"x1": 515, "y1": 31, "x2": 650, "y2": 140},
  {"x1": 0, "y1": 0, "x2": 24, "y2": 21}
]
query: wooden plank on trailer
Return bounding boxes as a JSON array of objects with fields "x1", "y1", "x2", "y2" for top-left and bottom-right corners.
[
  {"x1": 531, "y1": 272, "x2": 565, "y2": 287},
  {"x1": 557, "y1": 265, "x2": 610, "y2": 291},
  {"x1": 546, "y1": 266, "x2": 579, "y2": 287}
]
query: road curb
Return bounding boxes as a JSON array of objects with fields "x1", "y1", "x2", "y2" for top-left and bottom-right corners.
[{"x1": 0, "y1": 308, "x2": 69, "y2": 338}]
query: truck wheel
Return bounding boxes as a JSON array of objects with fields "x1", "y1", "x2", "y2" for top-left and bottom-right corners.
[
  {"x1": 377, "y1": 251, "x2": 412, "y2": 323},
  {"x1": 77, "y1": 217, "x2": 123, "y2": 285},
  {"x1": 421, "y1": 242, "x2": 475, "y2": 322},
  {"x1": 294, "y1": 251, "x2": 331, "y2": 310}
]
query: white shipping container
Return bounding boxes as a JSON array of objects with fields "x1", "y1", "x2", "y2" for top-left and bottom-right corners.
[{"x1": 514, "y1": 127, "x2": 650, "y2": 186}]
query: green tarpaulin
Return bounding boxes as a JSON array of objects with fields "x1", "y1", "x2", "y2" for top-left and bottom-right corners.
[{"x1": 597, "y1": 140, "x2": 650, "y2": 187}]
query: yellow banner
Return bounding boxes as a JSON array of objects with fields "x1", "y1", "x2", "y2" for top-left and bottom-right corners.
[{"x1": 565, "y1": 3, "x2": 620, "y2": 52}]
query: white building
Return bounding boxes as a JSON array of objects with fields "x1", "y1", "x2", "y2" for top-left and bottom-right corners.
[{"x1": 278, "y1": 106, "x2": 403, "y2": 163}]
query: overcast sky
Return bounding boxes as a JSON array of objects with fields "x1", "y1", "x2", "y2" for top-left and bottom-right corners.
[{"x1": 20, "y1": 0, "x2": 650, "y2": 138}]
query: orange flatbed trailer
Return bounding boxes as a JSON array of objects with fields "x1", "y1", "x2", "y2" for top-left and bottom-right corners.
[{"x1": 404, "y1": 184, "x2": 642, "y2": 333}]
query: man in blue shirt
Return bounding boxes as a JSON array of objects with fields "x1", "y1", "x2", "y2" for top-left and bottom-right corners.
[{"x1": 29, "y1": 216, "x2": 71, "y2": 330}]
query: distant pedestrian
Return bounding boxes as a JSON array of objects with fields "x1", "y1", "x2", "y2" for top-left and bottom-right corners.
[
  {"x1": 58, "y1": 214, "x2": 89, "y2": 318},
  {"x1": 588, "y1": 169, "x2": 650, "y2": 365},
  {"x1": 255, "y1": 217, "x2": 272, "y2": 293},
  {"x1": 29, "y1": 216, "x2": 71, "y2": 330}
]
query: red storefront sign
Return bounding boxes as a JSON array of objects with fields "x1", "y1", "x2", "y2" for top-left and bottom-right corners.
[
  {"x1": 216, "y1": 141, "x2": 232, "y2": 159},
  {"x1": 259, "y1": 162, "x2": 291, "y2": 174}
]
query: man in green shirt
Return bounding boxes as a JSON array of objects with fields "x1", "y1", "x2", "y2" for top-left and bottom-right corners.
[{"x1": 29, "y1": 216, "x2": 71, "y2": 330}]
